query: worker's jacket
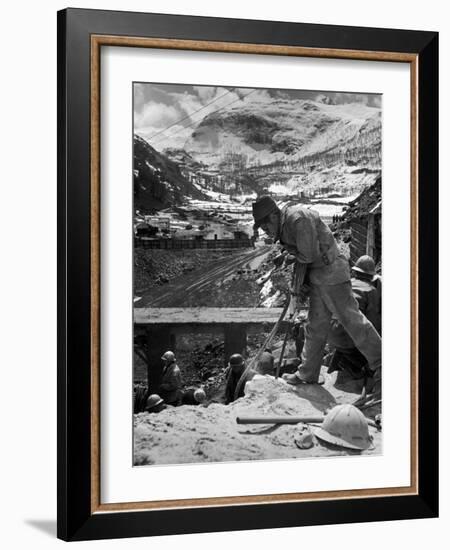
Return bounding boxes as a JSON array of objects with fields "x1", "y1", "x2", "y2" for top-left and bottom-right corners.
[
  {"x1": 256, "y1": 351, "x2": 275, "y2": 376},
  {"x1": 355, "y1": 277, "x2": 382, "y2": 334},
  {"x1": 279, "y1": 205, "x2": 350, "y2": 285},
  {"x1": 181, "y1": 388, "x2": 200, "y2": 405},
  {"x1": 224, "y1": 367, "x2": 256, "y2": 404},
  {"x1": 158, "y1": 362, "x2": 183, "y2": 405},
  {"x1": 329, "y1": 276, "x2": 382, "y2": 349}
]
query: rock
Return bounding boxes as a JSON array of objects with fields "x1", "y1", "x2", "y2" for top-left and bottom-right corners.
[{"x1": 294, "y1": 424, "x2": 315, "y2": 449}]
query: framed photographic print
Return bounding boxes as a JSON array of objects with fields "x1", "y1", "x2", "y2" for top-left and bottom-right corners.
[{"x1": 57, "y1": 8, "x2": 438, "y2": 541}]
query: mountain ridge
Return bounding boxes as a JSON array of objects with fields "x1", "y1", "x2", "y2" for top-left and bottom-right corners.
[
  {"x1": 183, "y1": 98, "x2": 381, "y2": 170},
  {"x1": 133, "y1": 135, "x2": 208, "y2": 212}
]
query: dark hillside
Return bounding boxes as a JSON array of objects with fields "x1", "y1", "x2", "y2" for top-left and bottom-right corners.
[{"x1": 134, "y1": 135, "x2": 207, "y2": 212}]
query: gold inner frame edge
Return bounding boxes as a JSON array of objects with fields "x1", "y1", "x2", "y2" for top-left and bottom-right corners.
[{"x1": 90, "y1": 34, "x2": 419, "y2": 514}]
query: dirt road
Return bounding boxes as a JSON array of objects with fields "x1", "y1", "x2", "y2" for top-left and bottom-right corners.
[{"x1": 139, "y1": 245, "x2": 271, "y2": 307}]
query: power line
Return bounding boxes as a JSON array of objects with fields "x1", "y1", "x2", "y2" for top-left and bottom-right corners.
[
  {"x1": 152, "y1": 88, "x2": 257, "y2": 146},
  {"x1": 151, "y1": 88, "x2": 258, "y2": 148},
  {"x1": 145, "y1": 89, "x2": 233, "y2": 142}
]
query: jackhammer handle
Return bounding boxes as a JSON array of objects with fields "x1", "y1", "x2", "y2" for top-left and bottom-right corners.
[
  {"x1": 233, "y1": 298, "x2": 290, "y2": 401},
  {"x1": 236, "y1": 416, "x2": 324, "y2": 425},
  {"x1": 236, "y1": 415, "x2": 380, "y2": 430}
]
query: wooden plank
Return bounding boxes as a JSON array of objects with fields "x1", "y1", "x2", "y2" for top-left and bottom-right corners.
[
  {"x1": 351, "y1": 227, "x2": 368, "y2": 239},
  {"x1": 351, "y1": 237, "x2": 366, "y2": 249},
  {"x1": 351, "y1": 231, "x2": 366, "y2": 241},
  {"x1": 134, "y1": 307, "x2": 285, "y2": 325},
  {"x1": 351, "y1": 223, "x2": 367, "y2": 233},
  {"x1": 366, "y1": 213, "x2": 375, "y2": 257},
  {"x1": 350, "y1": 242, "x2": 366, "y2": 264}
]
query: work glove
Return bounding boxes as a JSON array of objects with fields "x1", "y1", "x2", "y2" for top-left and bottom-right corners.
[
  {"x1": 271, "y1": 270, "x2": 290, "y2": 294},
  {"x1": 272, "y1": 253, "x2": 286, "y2": 268}
]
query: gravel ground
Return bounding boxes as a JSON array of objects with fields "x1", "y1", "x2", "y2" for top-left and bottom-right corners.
[{"x1": 134, "y1": 370, "x2": 381, "y2": 466}]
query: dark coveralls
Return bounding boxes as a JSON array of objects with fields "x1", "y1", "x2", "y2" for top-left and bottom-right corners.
[
  {"x1": 181, "y1": 388, "x2": 203, "y2": 405},
  {"x1": 158, "y1": 362, "x2": 183, "y2": 406},
  {"x1": 256, "y1": 351, "x2": 275, "y2": 376},
  {"x1": 328, "y1": 276, "x2": 382, "y2": 375},
  {"x1": 224, "y1": 367, "x2": 256, "y2": 404},
  {"x1": 278, "y1": 204, "x2": 382, "y2": 383}
]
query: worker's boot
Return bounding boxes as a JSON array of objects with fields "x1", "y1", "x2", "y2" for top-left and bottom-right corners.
[
  {"x1": 353, "y1": 367, "x2": 381, "y2": 407},
  {"x1": 365, "y1": 367, "x2": 381, "y2": 397},
  {"x1": 282, "y1": 372, "x2": 325, "y2": 385}
]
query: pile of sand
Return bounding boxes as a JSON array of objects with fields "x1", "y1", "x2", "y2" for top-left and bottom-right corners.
[{"x1": 134, "y1": 369, "x2": 381, "y2": 466}]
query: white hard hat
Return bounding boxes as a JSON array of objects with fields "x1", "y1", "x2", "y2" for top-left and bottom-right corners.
[{"x1": 314, "y1": 404, "x2": 372, "y2": 450}]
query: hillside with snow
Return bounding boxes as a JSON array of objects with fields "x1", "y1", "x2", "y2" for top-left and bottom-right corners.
[
  {"x1": 135, "y1": 94, "x2": 382, "y2": 209},
  {"x1": 183, "y1": 97, "x2": 381, "y2": 171},
  {"x1": 133, "y1": 135, "x2": 208, "y2": 212}
]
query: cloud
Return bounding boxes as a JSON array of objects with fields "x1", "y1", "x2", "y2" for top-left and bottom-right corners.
[
  {"x1": 135, "y1": 102, "x2": 182, "y2": 131},
  {"x1": 170, "y1": 91, "x2": 204, "y2": 119},
  {"x1": 246, "y1": 89, "x2": 272, "y2": 102},
  {"x1": 193, "y1": 85, "x2": 219, "y2": 102},
  {"x1": 313, "y1": 91, "x2": 382, "y2": 108},
  {"x1": 134, "y1": 84, "x2": 147, "y2": 112},
  {"x1": 134, "y1": 83, "x2": 174, "y2": 114},
  {"x1": 137, "y1": 124, "x2": 192, "y2": 149},
  {"x1": 170, "y1": 87, "x2": 245, "y2": 126},
  {"x1": 367, "y1": 95, "x2": 382, "y2": 108},
  {"x1": 177, "y1": 86, "x2": 241, "y2": 116}
]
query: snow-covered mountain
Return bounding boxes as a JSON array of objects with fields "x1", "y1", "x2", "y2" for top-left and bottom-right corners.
[
  {"x1": 183, "y1": 97, "x2": 381, "y2": 171},
  {"x1": 135, "y1": 96, "x2": 381, "y2": 209}
]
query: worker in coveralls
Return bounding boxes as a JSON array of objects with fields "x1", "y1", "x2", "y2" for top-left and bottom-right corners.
[
  {"x1": 158, "y1": 351, "x2": 183, "y2": 406},
  {"x1": 327, "y1": 255, "x2": 381, "y2": 377},
  {"x1": 252, "y1": 196, "x2": 381, "y2": 395},
  {"x1": 224, "y1": 354, "x2": 256, "y2": 404}
]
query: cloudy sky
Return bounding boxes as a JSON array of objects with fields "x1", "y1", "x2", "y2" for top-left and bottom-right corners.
[{"x1": 134, "y1": 82, "x2": 381, "y2": 150}]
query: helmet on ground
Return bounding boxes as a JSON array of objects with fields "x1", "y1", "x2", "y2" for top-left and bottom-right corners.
[
  {"x1": 145, "y1": 394, "x2": 164, "y2": 411},
  {"x1": 352, "y1": 255, "x2": 376, "y2": 277},
  {"x1": 252, "y1": 196, "x2": 278, "y2": 227},
  {"x1": 193, "y1": 388, "x2": 206, "y2": 403},
  {"x1": 229, "y1": 353, "x2": 245, "y2": 367},
  {"x1": 161, "y1": 350, "x2": 175, "y2": 363},
  {"x1": 314, "y1": 404, "x2": 372, "y2": 450}
]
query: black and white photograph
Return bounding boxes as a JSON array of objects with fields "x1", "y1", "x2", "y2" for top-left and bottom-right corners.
[{"x1": 132, "y1": 83, "x2": 383, "y2": 465}]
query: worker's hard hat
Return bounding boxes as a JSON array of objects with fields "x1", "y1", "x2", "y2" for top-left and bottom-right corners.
[
  {"x1": 161, "y1": 350, "x2": 175, "y2": 362},
  {"x1": 314, "y1": 404, "x2": 372, "y2": 450},
  {"x1": 229, "y1": 353, "x2": 245, "y2": 367},
  {"x1": 145, "y1": 394, "x2": 164, "y2": 411},
  {"x1": 352, "y1": 255, "x2": 376, "y2": 277},
  {"x1": 193, "y1": 388, "x2": 206, "y2": 403},
  {"x1": 252, "y1": 196, "x2": 278, "y2": 227}
]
